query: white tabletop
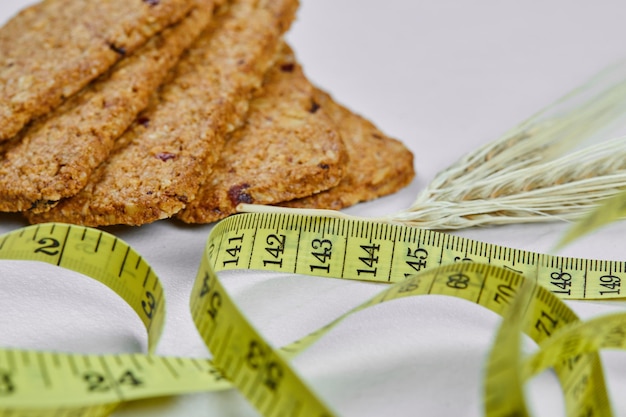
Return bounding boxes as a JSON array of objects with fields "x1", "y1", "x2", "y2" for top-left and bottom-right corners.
[{"x1": 1, "y1": 1, "x2": 626, "y2": 416}]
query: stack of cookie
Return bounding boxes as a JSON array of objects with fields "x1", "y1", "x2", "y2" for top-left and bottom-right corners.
[{"x1": 0, "y1": 0, "x2": 415, "y2": 226}]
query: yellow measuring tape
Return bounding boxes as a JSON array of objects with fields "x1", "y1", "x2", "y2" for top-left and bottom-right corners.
[{"x1": 0, "y1": 211, "x2": 625, "y2": 416}]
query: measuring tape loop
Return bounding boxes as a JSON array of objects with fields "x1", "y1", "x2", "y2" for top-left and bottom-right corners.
[
  {"x1": 523, "y1": 310, "x2": 626, "y2": 380},
  {"x1": 191, "y1": 211, "x2": 621, "y2": 417},
  {"x1": 557, "y1": 189, "x2": 626, "y2": 249},
  {"x1": 0, "y1": 223, "x2": 166, "y2": 354},
  {"x1": 485, "y1": 271, "x2": 612, "y2": 417},
  {"x1": 0, "y1": 212, "x2": 624, "y2": 417}
]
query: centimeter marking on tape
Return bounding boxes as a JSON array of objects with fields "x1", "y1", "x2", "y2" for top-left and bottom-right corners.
[
  {"x1": 209, "y1": 211, "x2": 625, "y2": 300},
  {"x1": 0, "y1": 211, "x2": 624, "y2": 417}
]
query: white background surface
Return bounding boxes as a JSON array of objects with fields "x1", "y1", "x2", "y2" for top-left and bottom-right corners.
[{"x1": 1, "y1": 1, "x2": 626, "y2": 416}]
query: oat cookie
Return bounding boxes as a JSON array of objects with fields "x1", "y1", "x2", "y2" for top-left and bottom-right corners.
[
  {"x1": 177, "y1": 43, "x2": 348, "y2": 224},
  {"x1": 0, "y1": 0, "x2": 194, "y2": 142},
  {"x1": 28, "y1": 0, "x2": 300, "y2": 226},
  {"x1": 0, "y1": 0, "x2": 216, "y2": 213},
  {"x1": 281, "y1": 89, "x2": 415, "y2": 210}
]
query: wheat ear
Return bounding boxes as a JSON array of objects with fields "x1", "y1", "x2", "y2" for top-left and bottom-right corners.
[{"x1": 391, "y1": 61, "x2": 626, "y2": 229}]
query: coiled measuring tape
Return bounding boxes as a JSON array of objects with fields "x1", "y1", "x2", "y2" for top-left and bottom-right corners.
[{"x1": 0, "y1": 211, "x2": 625, "y2": 416}]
